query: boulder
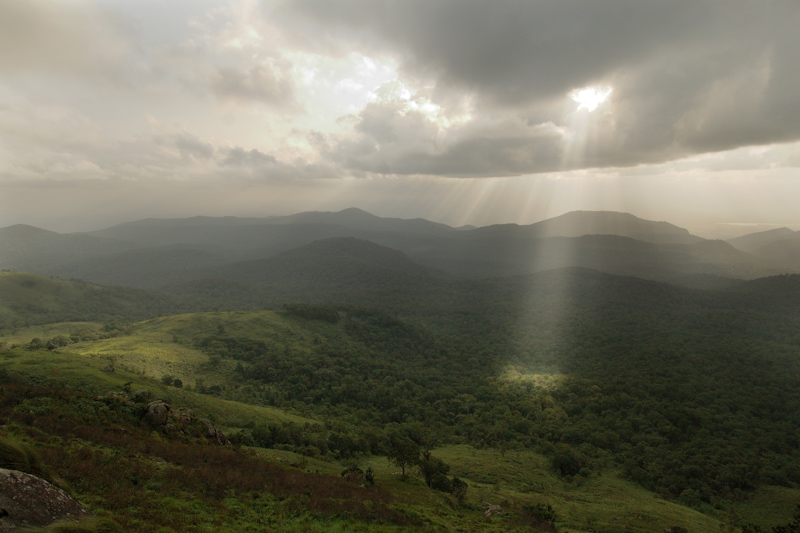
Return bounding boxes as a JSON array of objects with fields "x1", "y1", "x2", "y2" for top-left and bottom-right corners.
[
  {"x1": 146, "y1": 400, "x2": 170, "y2": 426},
  {"x1": 145, "y1": 402, "x2": 228, "y2": 445},
  {"x1": 200, "y1": 418, "x2": 230, "y2": 446},
  {"x1": 0, "y1": 468, "x2": 90, "y2": 531}
]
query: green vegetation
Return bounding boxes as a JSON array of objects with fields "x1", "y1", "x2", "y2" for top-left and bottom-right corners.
[
  {"x1": 0, "y1": 271, "x2": 180, "y2": 332},
  {"x1": 2, "y1": 264, "x2": 800, "y2": 530}
]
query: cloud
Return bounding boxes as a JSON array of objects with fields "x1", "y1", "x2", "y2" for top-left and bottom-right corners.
[
  {"x1": 221, "y1": 147, "x2": 278, "y2": 166},
  {"x1": 328, "y1": 98, "x2": 565, "y2": 177},
  {"x1": 282, "y1": 0, "x2": 800, "y2": 175},
  {"x1": 0, "y1": 89, "x2": 334, "y2": 185},
  {"x1": 210, "y1": 63, "x2": 294, "y2": 106},
  {"x1": 0, "y1": 0, "x2": 133, "y2": 78}
]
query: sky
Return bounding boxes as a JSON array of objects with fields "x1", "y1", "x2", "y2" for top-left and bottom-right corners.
[{"x1": 1, "y1": 0, "x2": 800, "y2": 237}]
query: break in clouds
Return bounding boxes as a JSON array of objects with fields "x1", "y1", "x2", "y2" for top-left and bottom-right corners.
[
  {"x1": 285, "y1": 0, "x2": 800, "y2": 175},
  {"x1": 1, "y1": 0, "x2": 800, "y2": 230}
]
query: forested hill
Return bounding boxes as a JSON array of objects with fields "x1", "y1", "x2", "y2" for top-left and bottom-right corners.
[
  {"x1": 0, "y1": 271, "x2": 182, "y2": 331},
  {"x1": 0, "y1": 224, "x2": 137, "y2": 271}
]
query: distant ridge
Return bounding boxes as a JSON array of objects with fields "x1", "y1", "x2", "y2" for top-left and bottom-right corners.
[
  {"x1": 0, "y1": 224, "x2": 136, "y2": 271},
  {"x1": 216, "y1": 237, "x2": 438, "y2": 287},
  {"x1": 470, "y1": 211, "x2": 703, "y2": 244},
  {"x1": 90, "y1": 208, "x2": 456, "y2": 246},
  {"x1": 1, "y1": 209, "x2": 794, "y2": 289},
  {"x1": 727, "y1": 227, "x2": 796, "y2": 253}
]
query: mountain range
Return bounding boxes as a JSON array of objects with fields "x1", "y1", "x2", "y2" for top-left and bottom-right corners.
[{"x1": 1, "y1": 208, "x2": 795, "y2": 290}]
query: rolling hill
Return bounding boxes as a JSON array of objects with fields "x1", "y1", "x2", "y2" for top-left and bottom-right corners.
[
  {"x1": 0, "y1": 271, "x2": 182, "y2": 331},
  {"x1": 1, "y1": 209, "x2": 794, "y2": 291}
]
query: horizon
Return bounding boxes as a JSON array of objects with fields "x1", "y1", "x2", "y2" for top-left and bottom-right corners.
[{"x1": 3, "y1": 205, "x2": 799, "y2": 241}]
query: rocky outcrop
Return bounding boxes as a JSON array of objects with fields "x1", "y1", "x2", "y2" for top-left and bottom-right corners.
[
  {"x1": 145, "y1": 401, "x2": 229, "y2": 445},
  {"x1": 0, "y1": 468, "x2": 90, "y2": 531}
]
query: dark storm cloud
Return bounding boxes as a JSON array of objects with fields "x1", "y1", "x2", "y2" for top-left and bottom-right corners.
[{"x1": 282, "y1": 0, "x2": 800, "y2": 176}]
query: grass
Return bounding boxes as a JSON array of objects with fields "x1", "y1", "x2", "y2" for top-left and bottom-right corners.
[
  {"x1": 727, "y1": 485, "x2": 800, "y2": 529},
  {"x1": 2, "y1": 309, "x2": 793, "y2": 531},
  {"x1": 0, "y1": 321, "x2": 101, "y2": 347},
  {"x1": 362, "y1": 445, "x2": 727, "y2": 533},
  {"x1": 0, "y1": 348, "x2": 314, "y2": 429}
]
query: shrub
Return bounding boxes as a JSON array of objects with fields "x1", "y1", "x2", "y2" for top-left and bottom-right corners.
[
  {"x1": 451, "y1": 476, "x2": 468, "y2": 503},
  {"x1": 521, "y1": 503, "x2": 558, "y2": 531}
]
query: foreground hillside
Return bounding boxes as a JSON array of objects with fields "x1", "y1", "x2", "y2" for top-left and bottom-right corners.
[
  {"x1": 3, "y1": 275, "x2": 800, "y2": 530},
  {"x1": 0, "y1": 316, "x2": 759, "y2": 532}
]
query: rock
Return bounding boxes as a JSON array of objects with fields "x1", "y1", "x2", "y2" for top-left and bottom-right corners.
[
  {"x1": 199, "y1": 418, "x2": 230, "y2": 446},
  {"x1": 0, "y1": 468, "x2": 90, "y2": 531},
  {"x1": 145, "y1": 402, "x2": 228, "y2": 445},
  {"x1": 146, "y1": 400, "x2": 170, "y2": 426}
]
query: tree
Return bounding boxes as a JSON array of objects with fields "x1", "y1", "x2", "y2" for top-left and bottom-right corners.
[
  {"x1": 418, "y1": 452, "x2": 450, "y2": 488},
  {"x1": 387, "y1": 436, "x2": 419, "y2": 477},
  {"x1": 27, "y1": 338, "x2": 44, "y2": 350}
]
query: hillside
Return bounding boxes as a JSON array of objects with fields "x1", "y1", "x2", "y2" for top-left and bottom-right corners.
[
  {"x1": 0, "y1": 271, "x2": 182, "y2": 331},
  {"x1": 0, "y1": 224, "x2": 137, "y2": 271},
  {"x1": 407, "y1": 233, "x2": 786, "y2": 282},
  {"x1": 3, "y1": 210, "x2": 794, "y2": 290},
  {"x1": 727, "y1": 227, "x2": 796, "y2": 253},
  {"x1": 470, "y1": 210, "x2": 704, "y2": 244},
  {"x1": 3, "y1": 279, "x2": 800, "y2": 530},
  {"x1": 49, "y1": 246, "x2": 233, "y2": 289},
  {"x1": 750, "y1": 232, "x2": 800, "y2": 270},
  {"x1": 2, "y1": 266, "x2": 800, "y2": 529}
]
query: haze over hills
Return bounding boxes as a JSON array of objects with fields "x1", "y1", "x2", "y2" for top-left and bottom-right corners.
[
  {"x1": 0, "y1": 209, "x2": 794, "y2": 289},
  {"x1": 727, "y1": 227, "x2": 797, "y2": 254},
  {"x1": 0, "y1": 224, "x2": 138, "y2": 272},
  {"x1": 726, "y1": 227, "x2": 800, "y2": 271},
  {"x1": 469, "y1": 210, "x2": 704, "y2": 244}
]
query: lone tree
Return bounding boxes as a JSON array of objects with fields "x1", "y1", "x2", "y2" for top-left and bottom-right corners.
[
  {"x1": 387, "y1": 436, "x2": 419, "y2": 477},
  {"x1": 417, "y1": 451, "x2": 450, "y2": 489}
]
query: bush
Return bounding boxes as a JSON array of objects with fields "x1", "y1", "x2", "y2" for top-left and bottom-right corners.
[
  {"x1": 521, "y1": 503, "x2": 558, "y2": 530},
  {"x1": 430, "y1": 472, "x2": 453, "y2": 493},
  {"x1": 451, "y1": 476, "x2": 468, "y2": 503},
  {"x1": 552, "y1": 449, "x2": 582, "y2": 477}
]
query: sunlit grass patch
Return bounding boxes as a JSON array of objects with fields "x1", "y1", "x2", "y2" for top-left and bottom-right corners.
[
  {"x1": 0, "y1": 321, "x2": 101, "y2": 347},
  {"x1": 497, "y1": 366, "x2": 567, "y2": 390}
]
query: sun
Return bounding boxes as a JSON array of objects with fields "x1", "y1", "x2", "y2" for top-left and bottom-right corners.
[{"x1": 569, "y1": 86, "x2": 613, "y2": 112}]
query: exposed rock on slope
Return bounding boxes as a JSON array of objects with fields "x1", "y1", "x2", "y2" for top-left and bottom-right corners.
[
  {"x1": 146, "y1": 400, "x2": 230, "y2": 445},
  {"x1": 0, "y1": 468, "x2": 90, "y2": 531}
]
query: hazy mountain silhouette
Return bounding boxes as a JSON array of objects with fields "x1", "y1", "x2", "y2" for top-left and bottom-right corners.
[
  {"x1": 1, "y1": 209, "x2": 793, "y2": 289},
  {"x1": 469, "y1": 211, "x2": 703, "y2": 244},
  {"x1": 0, "y1": 224, "x2": 137, "y2": 271},
  {"x1": 88, "y1": 207, "x2": 456, "y2": 248},
  {"x1": 726, "y1": 227, "x2": 800, "y2": 270},
  {"x1": 727, "y1": 227, "x2": 796, "y2": 253}
]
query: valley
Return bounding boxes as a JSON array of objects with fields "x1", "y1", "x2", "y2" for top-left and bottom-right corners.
[{"x1": 1, "y1": 209, "x2": 799, "y2": 531}]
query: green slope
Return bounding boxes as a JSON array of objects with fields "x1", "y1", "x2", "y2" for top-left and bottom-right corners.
[{"x1": 0, "y1": 271, "x2": 181, "y2": 332}]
